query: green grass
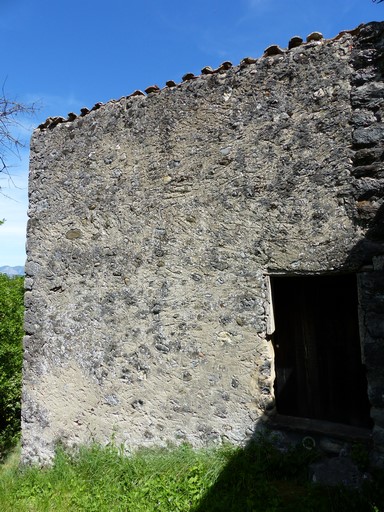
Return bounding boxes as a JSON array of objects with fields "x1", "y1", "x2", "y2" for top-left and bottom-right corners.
[
  {"x1": 0, "y1": 438, "x2": 383, "y2": 512},
  {"x1": 0, "y1": 442, "x2": 228, "y2": 512}
]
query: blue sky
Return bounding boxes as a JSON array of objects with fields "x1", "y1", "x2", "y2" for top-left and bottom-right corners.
[{"x1": 0, "y1": 0, "x2": 382, "y2": 266}]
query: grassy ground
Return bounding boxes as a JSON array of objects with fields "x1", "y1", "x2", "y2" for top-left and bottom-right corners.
[{"x1": 0, "y1": 439, "x2": 383, "y2": 512}]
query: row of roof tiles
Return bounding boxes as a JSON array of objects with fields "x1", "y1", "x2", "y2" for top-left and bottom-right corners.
[{"x1": 38, "y1": 25, "x2": 362, "y2": 131}]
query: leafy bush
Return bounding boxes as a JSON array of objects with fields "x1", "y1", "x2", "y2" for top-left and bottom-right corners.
[{"x1": 0, "y1": 274, "x2": 24, "y2": 457}]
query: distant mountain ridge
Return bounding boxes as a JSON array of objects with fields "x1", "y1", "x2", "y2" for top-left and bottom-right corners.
[{"x1": 0, "y1": 266, "x2": 25, "y2": 276}]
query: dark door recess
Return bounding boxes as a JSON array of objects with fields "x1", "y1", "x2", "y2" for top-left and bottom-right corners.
[{"x1": 271, "y1": 274, "x2": 372, "y2": 428}]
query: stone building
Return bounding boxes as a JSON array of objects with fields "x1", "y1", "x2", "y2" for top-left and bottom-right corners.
[{"x1": 22, "y1": 22, "x2": 384, "y2": 465}]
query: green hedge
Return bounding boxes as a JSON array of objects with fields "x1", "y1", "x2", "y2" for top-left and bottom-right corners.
[{"x1": 0, "y1": 274, "x2": 24, "y2": 458}]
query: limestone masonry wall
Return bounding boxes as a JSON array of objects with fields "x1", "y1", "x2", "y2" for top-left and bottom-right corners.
[{"x1": 22, "y1": 22, "x2": 384, "y2": 464}]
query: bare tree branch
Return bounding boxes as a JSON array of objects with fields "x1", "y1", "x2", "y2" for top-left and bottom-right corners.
[{"x1": 0, "y1": 81, "x2": 36, "y2": 175}]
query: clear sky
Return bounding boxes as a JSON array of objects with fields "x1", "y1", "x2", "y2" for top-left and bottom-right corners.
[{"x1": 0, "y1": 0, "x2": 382, "y2": 266}]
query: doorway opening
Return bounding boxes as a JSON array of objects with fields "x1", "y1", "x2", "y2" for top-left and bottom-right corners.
[{"x1": 270, "y1": 274, "x2": 372, "y2": 429}]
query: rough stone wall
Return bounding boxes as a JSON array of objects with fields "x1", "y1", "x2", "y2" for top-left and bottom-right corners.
[
  {"x1": 22, "y1": 23, "x2": 384, "y2": 464},
  {"x1": 350, "y1": 23, "x2": 384, "y2": 464}
]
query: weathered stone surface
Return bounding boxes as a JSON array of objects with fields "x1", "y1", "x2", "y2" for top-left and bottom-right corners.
[
  {"x1": 310, "y1": 457, "x2": 366, "y2": 488},
  {"x1": 354, "y1": 147, "x2": 384, "y2": 166},
  {"x1": 22, "y1": 22, "x2": 384, "y2": 465},
  {"x1": 353, "y1": 124, "x2": 384, "y2": 146}
]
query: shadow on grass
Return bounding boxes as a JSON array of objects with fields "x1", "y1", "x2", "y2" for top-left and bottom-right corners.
[{"x1": 192, "y1": 435, "x2": 384, "y2": 512}]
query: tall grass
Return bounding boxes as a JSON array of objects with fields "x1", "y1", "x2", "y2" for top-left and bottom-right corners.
[
  {"x1": 0, "y1": 442, "x2": 230, "y2": 512},
  {"x1": 0, "y1": 439, "x2": 383, "y2": 512}
]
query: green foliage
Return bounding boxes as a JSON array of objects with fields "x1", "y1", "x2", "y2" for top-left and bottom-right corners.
[
  {"x1": 0, "y1": 274, "x2": 24, "y2": 457},
  {"x1": 0, "y1": 440, "x2": 383, "y2": 512},
  {"x1": 0, "y1": 443, "x2": 231, "y2": 512}
]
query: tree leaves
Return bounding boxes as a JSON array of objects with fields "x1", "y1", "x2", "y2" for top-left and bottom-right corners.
[{"x1": 0, "y1": 274, "x2": 24, "y2": 458}]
